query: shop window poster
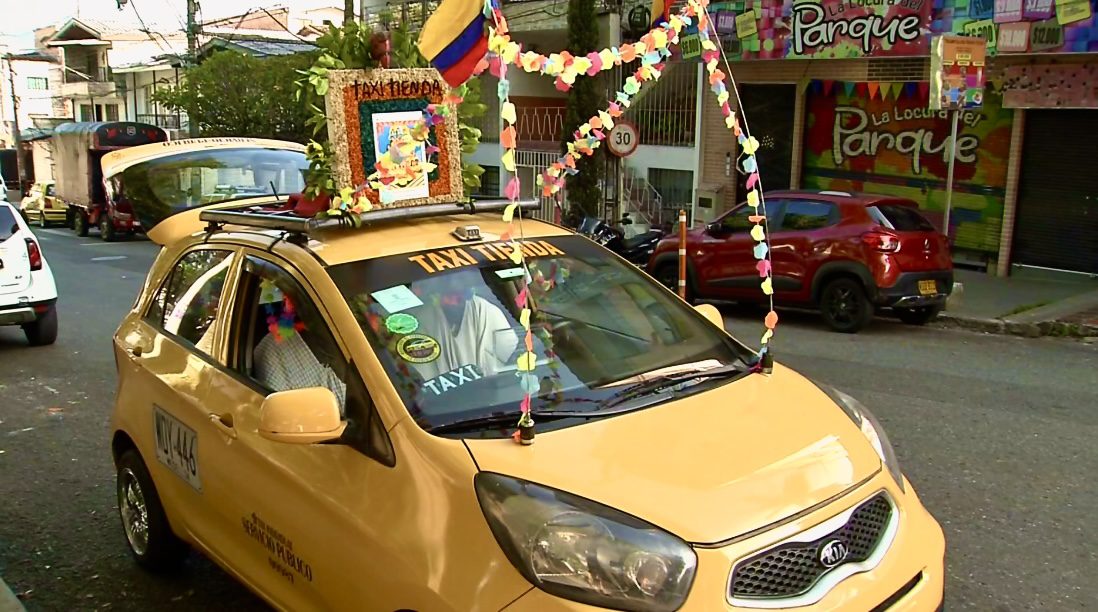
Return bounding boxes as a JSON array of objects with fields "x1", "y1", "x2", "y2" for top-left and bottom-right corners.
[{"x1": 801, "y1": 82, "x2": 1013, "y2": 253}]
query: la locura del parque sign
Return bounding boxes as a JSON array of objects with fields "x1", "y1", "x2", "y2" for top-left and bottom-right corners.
[{"x1": 789, "y1": 0, "x2": 931, "y2": 57}]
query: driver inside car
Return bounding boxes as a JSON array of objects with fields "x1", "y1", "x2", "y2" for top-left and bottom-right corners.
[
  {"x1": 253, "y1": 282, "x2": 348, "y2": 412},
  {"x1": 408, "y1": 272, "x2": 519, "y2": 381}
]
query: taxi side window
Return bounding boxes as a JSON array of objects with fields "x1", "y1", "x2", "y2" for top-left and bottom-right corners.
[
  {"x1": 230, "y1": 257, "x2": 348, "y2": 410},
  {"x1": 145, "y1": 249, "x2": 232, "y2": 353},
  {"x1": 228, "y1": 256, "x2": 395, "y2": 466}
]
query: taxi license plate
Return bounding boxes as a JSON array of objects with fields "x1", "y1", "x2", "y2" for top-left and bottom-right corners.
[
  {"x1": 153, "y1": 406, "x2": 201, "y2": 491},
  {"x1": 918, "y1": 280, "x2": 937, "y2": 295}
]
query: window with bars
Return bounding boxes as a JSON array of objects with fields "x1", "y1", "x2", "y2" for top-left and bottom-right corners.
[
  {"x1": 476, "y1": 165, "x2": 501, "y2": 197},
  {"x1": 648, "y1": 168, "x2": 693, "y2": 213},
  {"x1": 26, "y1": 77, "x2": 49, "y2": 90}
]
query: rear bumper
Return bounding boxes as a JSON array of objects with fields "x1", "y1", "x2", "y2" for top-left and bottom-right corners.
[
  {"x1": 876, "y1": 271, "x2": 953, "y2": 308},
  {"x1": 0, "y1": 298, "x2": 55, "y2": 325}
]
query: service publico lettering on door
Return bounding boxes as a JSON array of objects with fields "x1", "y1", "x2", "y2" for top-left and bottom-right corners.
[{"x1": 241, "y1": 513, "x2": 314, "y2": 585}]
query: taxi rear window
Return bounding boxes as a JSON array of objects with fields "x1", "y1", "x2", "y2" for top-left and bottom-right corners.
[{"x1": 328, "y1": 235, "x2": 749, "y2": 432}]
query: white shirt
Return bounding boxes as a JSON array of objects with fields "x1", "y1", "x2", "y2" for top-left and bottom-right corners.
[{"x1": 411, "y1": 295, "x2": 519, "y2": 380}]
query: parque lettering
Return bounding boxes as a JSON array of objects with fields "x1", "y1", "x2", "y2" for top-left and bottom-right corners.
[
  {"x1": 833, "y1": 106, "x2": 984, "y2": 174},
  {"x1": 241, "y1": 513, "x2": 314, "y2": 584},
  {"x1": 408, "y1": 240, "x2": 567, "y2": 274},
  {"x1": 792, "y1": 2, "x2": 924, "y2": 56}
]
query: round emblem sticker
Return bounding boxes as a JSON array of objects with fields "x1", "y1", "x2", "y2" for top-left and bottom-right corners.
[
  {"x1": 385, "y1": 313, "x2": 419, "y2": 335},
  {"x1": 396, "y1": 334, "x2": 440, "y2": 363}
]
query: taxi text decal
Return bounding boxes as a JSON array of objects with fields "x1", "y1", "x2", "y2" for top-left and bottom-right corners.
[
  {"x1": 407, "y1": 240, "x2": 565, "y2": 274},
  {"x1": 242, "y1": 513, "x2": 314, "y2": 584},
  {"x1": 423, "y1": 365, "x2": 483, "y2": 396}
]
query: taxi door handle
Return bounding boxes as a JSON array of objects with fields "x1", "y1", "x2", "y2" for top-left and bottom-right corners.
[{"x1": 208, "y1": 413, "x2": 237, "y2": 439}]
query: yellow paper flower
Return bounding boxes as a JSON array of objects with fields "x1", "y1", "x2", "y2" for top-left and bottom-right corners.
[
  {"x1": 747, "y1": 189, "x2": 760, "y2": 207},
  {"x1": 742, "y1": 136, "x2": 760, "y2": 156}
]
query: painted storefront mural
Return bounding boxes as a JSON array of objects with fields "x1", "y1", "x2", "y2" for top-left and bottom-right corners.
[
  {"x1": 709, "y1": 0, "x2": 1098, "y2": 59},
  {"x1": 711, "y1": 0, "x2": 933, "y2": 59},
  {"x1": 802, "y1": 81, "x2": 1013, "y2": 253}
]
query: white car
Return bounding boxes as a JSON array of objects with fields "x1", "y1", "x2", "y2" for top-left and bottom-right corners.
[{"x1": 0, "y1": 201, "x2": 58, "y2": 345}]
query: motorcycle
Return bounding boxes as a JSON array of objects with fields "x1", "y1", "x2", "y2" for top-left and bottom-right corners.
[{"x1": 579, "y1": 217, "x2": 664, "y2": 267}]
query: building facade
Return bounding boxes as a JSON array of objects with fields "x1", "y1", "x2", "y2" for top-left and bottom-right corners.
[{"x1": 699, "y1": 0, "x2": 1098, "y2": 276}]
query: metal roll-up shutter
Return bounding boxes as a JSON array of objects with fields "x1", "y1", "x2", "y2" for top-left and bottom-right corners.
[{"x1": 1013, "y1": 110, "x2": 1098, "y2": 274}]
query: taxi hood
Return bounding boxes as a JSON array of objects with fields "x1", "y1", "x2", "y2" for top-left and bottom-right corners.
[{"x1": 464, "y1": 364, "x2": 882, "y2": 544}]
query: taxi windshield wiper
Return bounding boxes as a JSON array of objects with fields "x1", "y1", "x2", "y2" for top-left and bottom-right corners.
[
  {"x1": 598, "y1": 363, "x2": 750, "y2": 410},
  {"x1": 427, "y1": 410, "x2": 589, "y2": 434}
]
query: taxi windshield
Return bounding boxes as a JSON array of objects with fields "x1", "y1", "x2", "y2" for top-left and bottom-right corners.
[
  {"x1": 116, "y1": 147, "x2": 307, "y2": 229},
  {"x1": 329, "y1": 235, "x2": 752, "y2": 434}
]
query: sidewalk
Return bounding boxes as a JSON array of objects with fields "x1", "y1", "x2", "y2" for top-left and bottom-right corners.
[
  {"x1": 938, "y1": 268, "x2": 1098, "y2": 337},
  {"x1": 0, "y1": 576, "x2": 25, "y2": 612}
]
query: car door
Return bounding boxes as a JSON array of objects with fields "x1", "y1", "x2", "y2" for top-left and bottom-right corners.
[
  {"x1": 695, "y1": 200, "x2": 785, "y2": 301},
  {"x1": 767, "y1": 199, "x2": 838, "y2": 303},
  {"x1": 196, "y1": 251, "x2": 398, "y2": 610},
  {"x1": 113, "y1": 246, "x2": 238, "y2": 541}
]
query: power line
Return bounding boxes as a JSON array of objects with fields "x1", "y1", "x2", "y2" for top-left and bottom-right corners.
[{"x1": 129, "y1": 0, "x2": 171, "y2": 52}]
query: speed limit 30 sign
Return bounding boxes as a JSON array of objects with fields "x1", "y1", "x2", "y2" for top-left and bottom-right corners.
[{"x1": 607, "y1": 121, "x2": 639, "y2": 157}]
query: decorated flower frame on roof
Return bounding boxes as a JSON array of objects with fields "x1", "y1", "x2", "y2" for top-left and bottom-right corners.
[{"x1": 325, "y1": 68, "x2": 465, "y2": 209}]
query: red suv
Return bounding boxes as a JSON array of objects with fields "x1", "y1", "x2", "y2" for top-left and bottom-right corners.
[{"x1": 647, "y1": 190, "x2": 953, "y2": 333}]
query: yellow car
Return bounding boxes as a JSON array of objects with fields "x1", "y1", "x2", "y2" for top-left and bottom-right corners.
[
  {"x1": 110, "y1": 201, "x2": 945, "y2": 611},
  {"x1": 19, "y1": 180, "x2": 66, "y2": 227}
]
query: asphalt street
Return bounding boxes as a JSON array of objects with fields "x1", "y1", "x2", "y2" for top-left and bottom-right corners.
[{"x1": 1, "y1": 227, "x2": 1096, "y2": 611}]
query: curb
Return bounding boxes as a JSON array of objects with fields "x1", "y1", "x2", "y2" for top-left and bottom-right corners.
[
  {"x1": 0, "y1": 576, "x2": 26, "y2": 612},
  {"x1": 936, "y1": 313, "x2": 1098, "y2": 338}
]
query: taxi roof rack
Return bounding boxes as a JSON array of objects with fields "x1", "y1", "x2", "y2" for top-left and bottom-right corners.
[{"x1": 199, "y1": 198, "x2": 541, "y2": 238}]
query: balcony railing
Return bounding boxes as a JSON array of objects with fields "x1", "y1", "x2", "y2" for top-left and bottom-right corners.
[
  {"x1": 137, "y1": 114, "x2": 183, "y2": 130},
  {"x1": 63, "y1": 66, "x2": 112, "y2": 84}
]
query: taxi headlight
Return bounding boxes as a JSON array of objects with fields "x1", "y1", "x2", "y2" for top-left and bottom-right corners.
[
  {"x1": 820, "y1": 385, "x2": 904, "y2": 492},
  {"x1": 475, "y1": 473, "x2": 696, "y2": 611}
]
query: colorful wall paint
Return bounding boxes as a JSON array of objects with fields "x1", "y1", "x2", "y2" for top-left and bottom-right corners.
[
  {"x1": 801, "y1": 81, "x2": 1014, "y2": 253},
  {"x1": 710, "y1": 0, "x2": 1098, "y2": 58}
]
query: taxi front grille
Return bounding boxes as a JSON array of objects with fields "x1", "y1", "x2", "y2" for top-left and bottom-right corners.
[{"x1": 729, "y1": 493, "x2": 893, "y2": 600}]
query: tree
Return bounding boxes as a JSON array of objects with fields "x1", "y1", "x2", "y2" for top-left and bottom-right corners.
[
  {"x1": 562, "y1": 0, "x2": 601, "y2": 220},
  {"x1": 153, "y1": 50, "x2": 318, "y2": 144},
  {"x1": 345, "y1": 0, "x2": 355, "y2": 25}
]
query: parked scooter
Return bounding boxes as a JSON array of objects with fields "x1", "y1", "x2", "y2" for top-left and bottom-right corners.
[{"x1": 579, "y1": 215, "x2": 664, "y2": 266}]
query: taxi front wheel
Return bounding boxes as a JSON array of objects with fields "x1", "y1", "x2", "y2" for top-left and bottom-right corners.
[{"x1": 116, "y1": 450, "x2": 188, "y2": 571}]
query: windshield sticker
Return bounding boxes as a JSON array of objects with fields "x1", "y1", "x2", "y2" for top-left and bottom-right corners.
[
  {"x1": 423, "y1": 364, "x2": 484, "y2": 396},
  {"x1": 396, "y1": 333, "x2": 440, "y2": 363},
  {"x1": 495, "y1": 267, "x2": 526, "y2": 279},
  {"x1": 408, "y1": 240, "x2": 566, "y2": 274},
  {"x1": 371, "y1": 284, "x2": 424, "y2": 313},
  {"x1": 385, "y1": 312, "x2": 419, "y2": 335},
  {"x1": 241, "y1": 513, "x2": 313, "y2": 585}
]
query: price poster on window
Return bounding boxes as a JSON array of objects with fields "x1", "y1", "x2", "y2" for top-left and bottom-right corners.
[{"x1": 607, "y1": 122, "x2": 639, "y2": 157}]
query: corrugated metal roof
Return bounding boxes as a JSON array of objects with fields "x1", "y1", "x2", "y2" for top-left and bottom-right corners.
[{"x1": 203, "y1": 36, "x2": 316, "y2": 57}]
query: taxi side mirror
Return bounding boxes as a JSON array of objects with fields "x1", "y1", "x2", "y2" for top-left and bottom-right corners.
[
  {"x1": 259, "y1": 387, "x2": 347, "y2": 444},
  {"x1": 694, "y1": 303, "x2": 725, "y2": 330}
]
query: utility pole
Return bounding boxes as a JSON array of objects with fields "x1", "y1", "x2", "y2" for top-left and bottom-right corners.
[
  {"x1": 5, "y1": 54, "x2": 24, "y2": 197},
  {"x1": 345, "y1": 0, "x2": 355, "y2": 25},
  {"x1": 186, "y1": 0, "x2": 199, "y2": 136}
]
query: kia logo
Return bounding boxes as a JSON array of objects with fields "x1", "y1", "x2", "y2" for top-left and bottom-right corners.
[{"x1": 818, "y1": 539, "x2": 849, "y2": 568}]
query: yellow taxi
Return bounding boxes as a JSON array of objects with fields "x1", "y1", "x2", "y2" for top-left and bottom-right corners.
[
  {"x1": 110, "y1": 198, "x2": 945, "y2": 611},
  {"x1": 19, "y1": 180, "x2": 65, "y2": 227}
]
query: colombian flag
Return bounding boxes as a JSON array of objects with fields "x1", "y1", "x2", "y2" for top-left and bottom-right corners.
[
  {"x1": 418, "y1": 0, "x2": 489, "y2": 88},
  {"x1": 650, "y1": 0, "x2": 672, "y2": 29}
]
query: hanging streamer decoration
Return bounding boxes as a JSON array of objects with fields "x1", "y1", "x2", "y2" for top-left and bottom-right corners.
[{"x1": 484, "y1": 0, "x2": 777, "y2": 440}]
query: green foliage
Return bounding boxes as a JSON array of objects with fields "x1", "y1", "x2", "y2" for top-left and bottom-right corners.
[
  {"x1": 153, "y1": 50, "x2": 317, "y2": 144},
  {"x1": 294, "y1": 20, "x2": 486, "y2": 201},
  {"x1": 563, "y1": 0, "x2": 602, "y2": 219}
]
